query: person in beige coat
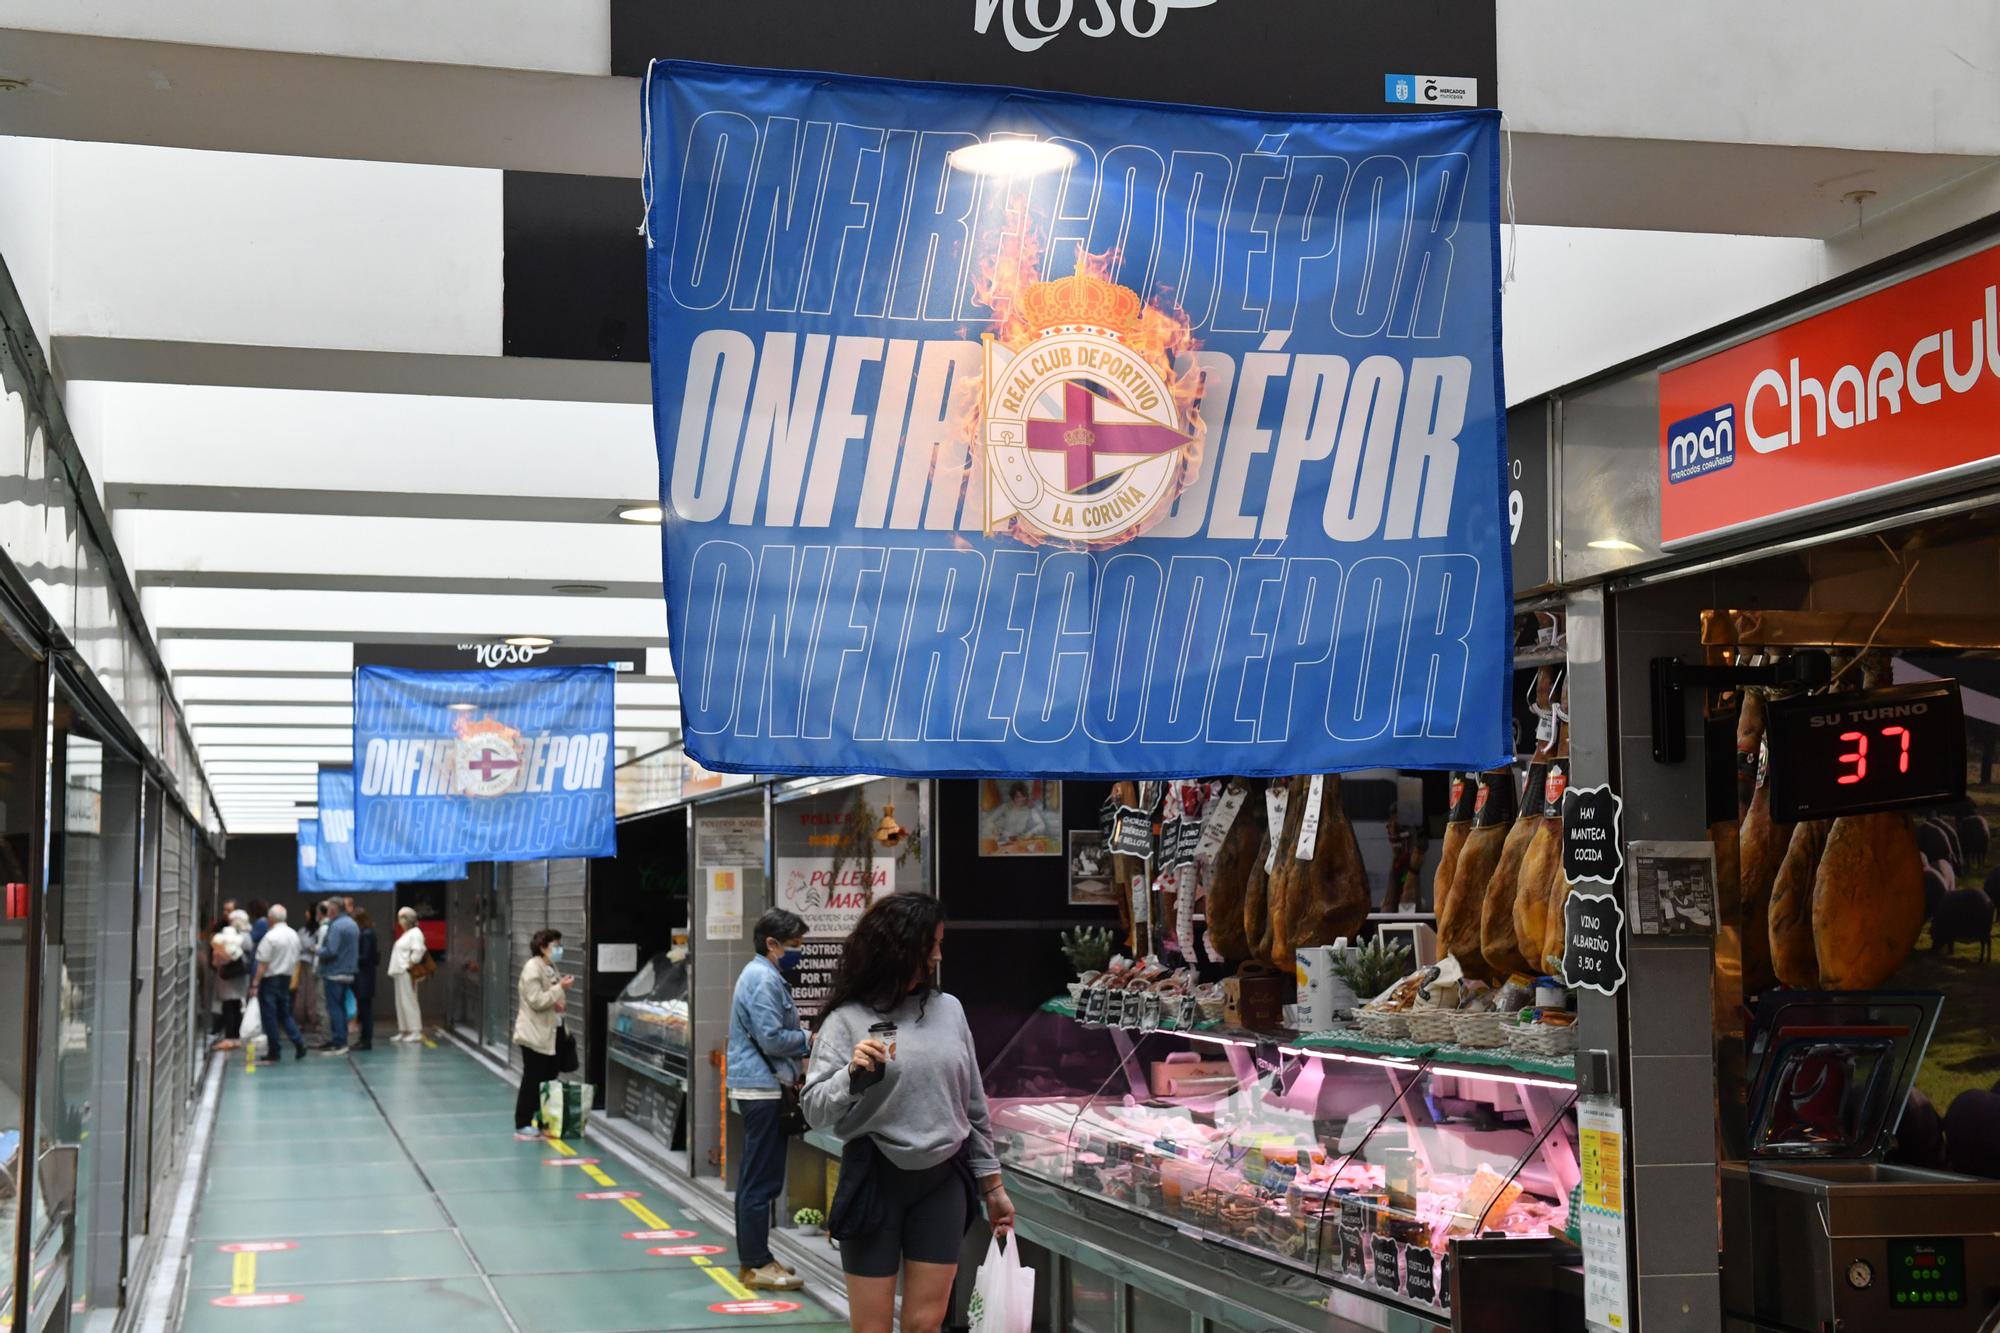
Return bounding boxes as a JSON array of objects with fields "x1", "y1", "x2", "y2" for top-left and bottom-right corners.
[
  {"x1": 513, "y1": 929, "x2": 572, "y2": 1134},
  {"x1": 386, "y1": 908, "x2": 429, "y2": 1042}
]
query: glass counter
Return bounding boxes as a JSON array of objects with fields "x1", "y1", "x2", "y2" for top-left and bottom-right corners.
[
  {"x1": 985, "y1": 1006, "x2": 1581, "y2": 1323},
  {"x1": 606, "y1": 950, "x2": 692, "y2": 1083}
]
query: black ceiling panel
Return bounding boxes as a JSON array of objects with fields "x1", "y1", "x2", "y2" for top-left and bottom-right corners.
[
  {"x1": 611, "y1": 0, "x2": 1497, "y2": 114},
  {"x1": 502, "y1": 171, "x2": 649, "y2": 362}
]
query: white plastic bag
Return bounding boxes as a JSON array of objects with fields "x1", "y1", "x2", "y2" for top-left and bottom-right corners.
[
  {"x1": 238, "y1": 998, "x2": 263, "y2": 1045},
  {"x1": 968, "y1": 1232, "x2": 1033, "y2": 1333}
]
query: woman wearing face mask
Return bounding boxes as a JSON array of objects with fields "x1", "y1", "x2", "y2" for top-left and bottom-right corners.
[
  {"x1": 727, "y1": 908, "x2": 811, "y2": 1292},
  {"x1": 803, "y1": 893, "x2": 1012, "y2": 1333},
  {"x1": 512, "y1": 928, "x2": 573, "y2": 1135}
]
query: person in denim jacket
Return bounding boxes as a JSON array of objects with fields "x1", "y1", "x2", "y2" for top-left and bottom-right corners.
[{"x1": 728, "y1": 908, "x2": 810, "y2": 1291}]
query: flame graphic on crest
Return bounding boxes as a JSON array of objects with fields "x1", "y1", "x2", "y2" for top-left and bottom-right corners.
[
  {"x1": 955, "y1": 195, "x2": 1209, "y2": 549},
  {"x1": 452, "y1": 714, "x2": 522, "y2": 746}
]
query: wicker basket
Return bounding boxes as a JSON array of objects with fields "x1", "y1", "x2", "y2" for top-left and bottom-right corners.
[
  {"x1": 1354, "y1": 1009, "x2": 1412, "y2": 1041},
  {"x1": 1505, "y1": 1021, "x2": 1579, "y2": 1058},
  {"x1": 1197, "y1": 993, "x2": 1228, "y2": 1025},
  {"x1": 1404, "y1": 1009, "x2": 1458, "y2": 1044},
  {"x1": 1449, "y1": 1010, "x2": 1511, "y2": 1048}
]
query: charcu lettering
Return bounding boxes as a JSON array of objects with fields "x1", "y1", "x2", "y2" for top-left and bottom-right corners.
[{"x1": 1742, "y1": 284, "x2": 2000, "y2": 454}]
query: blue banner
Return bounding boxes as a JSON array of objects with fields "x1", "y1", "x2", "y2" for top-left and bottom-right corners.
[
  {"x1": 296, "y1": 820, "x2": 370, "y2": 895},
  {"x1": 315, "y1": 768, "x2": 468, "y2": 883},
  {"x1": 645, "y1": 61, "x2": 1510, "y2": 779},
  {"x1": 352, "y1": 665, "x2": 618, "y2": 862}
]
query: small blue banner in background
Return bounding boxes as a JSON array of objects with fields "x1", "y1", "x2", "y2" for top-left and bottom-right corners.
[
  {"x1": 644, "y1": 61, "x2": 1511, "y2": 779},
  {"x1": 352, "y1": 665, "x2": 618, "y2": 863},
  {"x1": 296, "y1": 819, "x2": 370, "y2": 894},
  {"x1": 315, "y1": 768, "x2": 467, "y2": 883}
]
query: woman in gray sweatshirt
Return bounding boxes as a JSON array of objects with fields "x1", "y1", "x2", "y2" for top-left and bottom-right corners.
[{"x1": 803, "y1": 892, "x2": 1013, "y2": 1333}]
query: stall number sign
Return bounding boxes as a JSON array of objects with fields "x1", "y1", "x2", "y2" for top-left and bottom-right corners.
[
  {"x1": 1563, "y1": 891, "x2": 1628, "y2": 997},
  {"x1": 1561, "y1": 784, "x2": 1624, "y2": 885}
]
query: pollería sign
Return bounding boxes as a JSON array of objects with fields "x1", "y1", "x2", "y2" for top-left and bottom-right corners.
[{"x1": 644, "y1": 61, "x2": 1512, "y2": 779}]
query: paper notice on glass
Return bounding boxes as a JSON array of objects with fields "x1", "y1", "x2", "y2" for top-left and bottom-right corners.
[
  {"x1": 705, "y1": 866, "x2": 745, "y2": 941},
  {"x1": 696, "y1": 816, "x2": 764, "y2": 867},
  {"x1": 1578, "y1": 1098, "x2": 1630, "y2": 1331}
]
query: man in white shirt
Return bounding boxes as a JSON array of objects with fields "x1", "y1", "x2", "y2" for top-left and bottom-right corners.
[{"x1": 251, "y1": 905, "x2": 309, "y2": 1063}]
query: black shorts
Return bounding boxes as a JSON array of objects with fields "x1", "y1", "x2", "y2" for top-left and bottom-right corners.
[{"x1": 838, "y1": 1158, "x2": 969, "y2": 1277}]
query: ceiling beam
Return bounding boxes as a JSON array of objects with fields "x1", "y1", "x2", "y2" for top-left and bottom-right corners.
[
  {"x1": 109, "y1": 484, "x2": 641, "y2": 524},
  {"x1": 139, "y1": 570, "x2": 663, "y2": 599}
]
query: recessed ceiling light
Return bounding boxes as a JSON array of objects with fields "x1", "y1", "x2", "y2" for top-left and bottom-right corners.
[
  {"x1": 948, "y1": 140, "x2": 1077, "y2": 178},
  {"x1": 553, "y1": 583, "x2": 608, "y2": 596},
  {"x1": 618, "y1": 505, "x2": 665, "y2": 524},
  {"x1": 447, "y1": 702, "x2": 478, "y2": 712},
  {"x1": 505, "y1": 635, "x2": 556, "y2": 648},
  {"x1": 1587, "y1": 538, "x2": 1643, "y2": 552}
]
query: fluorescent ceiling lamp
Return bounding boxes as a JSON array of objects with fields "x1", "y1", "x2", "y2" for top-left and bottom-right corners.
[
  {"x1": 617, "y1": 505, "x2": 664, "y2": 524},
  {"x1": 185, "y1": 704, "x2": 354, "y2": 726},
  {"x1": 448, "y1": 702, "x2": 477, "y2": 712},
  {"x1": 84, "y1": 381, "x2": 655, "y2": 501},
  {"x1": 162, "y1": 639, "x2": 354, "y2": 674},
  {"x1": 142, "y1": 587, "x2": 667, "y2": 639},
  {"x1": 176, "y1": 677, "x2": 354, "y2": 703},
  {"x1": 506, "y1": 635, "x2": 556, "y2": 648},
  {"x1": 200, "y1": 746, "x2": 353, "y2": 763},
  {"x1": 948, "y1": 139, "x2": 1077, "y2": 178},
  {"x1": 1586, "y1": 538, "x2": 1643, "y2": 552}
]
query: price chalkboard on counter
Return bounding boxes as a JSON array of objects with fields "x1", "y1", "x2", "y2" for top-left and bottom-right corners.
[
  {"x1": 1404, "y1": 1245, "x2": 1437, "y2": 1304},
  {"x1": 1339, "y1": 1224, "x2": 1366, "y2": 1280},
  {"x1": 1371, "y1": 1235, "x2": 1401, "y2": 1292}
]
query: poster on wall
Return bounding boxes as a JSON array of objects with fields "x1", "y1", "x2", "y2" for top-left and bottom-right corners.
[
  {"x1": 315, "y1": 768, "x2": 468, "y2": 883},
  {"x1": 1625, "y1": 840, "x2": 1715, "y2": 938},
  {"x1": 1067, "y1": 831, "x2": 1115, "y2": 906},
  {"x1": 980, "y1": 780, "x2": 1061, "y2": 856},
  {"x1": 643, "y1": 61, "x2": 1512, "y2": 781},
  {"x1": 776, "y1": 856, "x2": 896, "y2": 1017},
  {"x1": 704, "y1": 866, "x2": 745, "y2": 941},
  {"x1": 351, "y1": 665, "x2": 617, "y2": 863}
]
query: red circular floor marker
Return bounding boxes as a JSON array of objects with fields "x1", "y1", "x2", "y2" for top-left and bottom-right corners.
[
  {"x1": 648, "y1": 1244, "x2": 725, "y2": 1257},
  {"x1": 709, "y1": 1300, "x2": 801, "y2": 1315},
  {"x1": 624, "y1": 1228, "x2": 697, "y2": 1241},
  {"x1": 210, "y1": 1293, "x2": 304, "y2": 1309},
  {"x1": 543, "y1": 1157, "x2": 600, "y2": 1167},
  {"x1": 217, "y1": 1241, "x2": 297, "y2": 1254},
  {"x1": 577, "y1": 1189, "x2": 643, "y2": 1201}
]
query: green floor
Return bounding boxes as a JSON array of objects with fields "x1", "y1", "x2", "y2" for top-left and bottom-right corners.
[{"x1": 178, "y1": 1039, "x2": 845, "y2": 1332}]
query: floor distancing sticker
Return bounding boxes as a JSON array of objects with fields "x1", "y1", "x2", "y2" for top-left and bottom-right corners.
[
  {"x1": 709, "y1": 1299, "x2": 800, "y2": 1315},
  {"x1": 210, "y1": 1294, "x2": 303, "y2": 1309},
  {"x1": 578, "y1": 1190, "x2": 642, "y2": 1201},
  {"x1": 649, "y1": 1244, "x2": 724, "y2": 1257},
  {"x1": 218, "y1": 1243, "x2": 295, "y2": 1254}
]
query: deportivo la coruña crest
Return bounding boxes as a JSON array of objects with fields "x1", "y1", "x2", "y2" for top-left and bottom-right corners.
[{"x1": 982, "y1": 271, "x2": 1195, "y2": 544}]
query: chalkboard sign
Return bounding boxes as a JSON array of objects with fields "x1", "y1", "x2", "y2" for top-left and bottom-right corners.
[
  {"x1": 1082, "y1": 988, "x2": 1110, "y2": 1026},
  {"x1": 1110, "y1": 806, "x2": 1156, "y2": 859},
  {"x1": 1372, "y1": 1235, "x2": 1402, "y2": 1292},
  {"x1": 1339, "y1": 1224, "x2": 1366, "y2": 1279},
  {"x1": 1404, "y1": 1245, "x2": 1438, "y2": 1304},
  {"x1": 1560, "y1": 784, "x2": 1625, "y2": 886},
  {"x1": 1562, "y1": 891, "x2": 1628, "y2": 997}
]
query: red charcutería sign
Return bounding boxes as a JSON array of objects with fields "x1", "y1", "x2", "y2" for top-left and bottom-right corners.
[{"x1": 1659, "y1": 241, "x2": 2000, "y2": 547}]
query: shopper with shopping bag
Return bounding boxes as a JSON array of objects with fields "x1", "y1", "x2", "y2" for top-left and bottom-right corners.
[
  {"x1": 512, "y1": 928, "x2": 571, "y2": 1135},
  {"x1": 803, "y1": 893, "x2": 1014, "y2": 1333},
  {"x1": 967, "y1": 1233, "x2": 1035, "y2": 1333}
]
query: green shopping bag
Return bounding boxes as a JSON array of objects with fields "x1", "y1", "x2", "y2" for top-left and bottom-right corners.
[{"x1": 539, "y1": 1080, "x2": 592, "y2": 1139}]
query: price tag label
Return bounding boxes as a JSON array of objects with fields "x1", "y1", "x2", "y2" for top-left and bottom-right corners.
[
  {"x1": 1295, "y1": 775, "x2": 1326, "y2": 861},
  {"x1": 1177, "y1": 994, "x2": 1201, "y2": 1029},
  {"x1": 1371, "y1": 1235, "x2": 1401, "y2": 1292},
  {"x1": 1560, "y1": 784, "x2": 1625, "y2": 885},
  {"x1": 1562, "y1": 890, "x2": 1629, "y2": 998},
  {"x1": 1083, "y1": 988, "x2": 1110, "y2": 1026},
  {"x1": 1338, "y1": 1225, "x2": 1365, "y2": 1279},
  {"x1": 1404, "y1": 1245, "x2": 1438, "y2": 1304}
]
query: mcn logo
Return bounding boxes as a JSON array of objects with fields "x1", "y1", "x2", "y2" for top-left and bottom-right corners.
[{"x1": 1665, "y1": 404, "x2": 1736, "y2": 484}]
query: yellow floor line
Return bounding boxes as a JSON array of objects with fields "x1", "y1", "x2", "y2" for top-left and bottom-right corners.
[
  {"x1": 245, "y1": 1045, "x2": 257, "y2": 1075},
  {"x1": 547, "y1": 1139, "x2": 577, "y2": 1158},
  {"x1": 617, "y1": 1197, "x2": 671, "y2": 1231},
  {"x1": 701, "y1": 1265, "x2": 756, "y2": 1301},
  {"x1": 421, "y1": 1036, "x2": 438, "y2": 1049},
  {"x1": 580, "y1": 1163, "x2": 616, "y2": 1187},
  {"x1": 231, "y1": 1253, "x2": 257, "y2": 1296}
]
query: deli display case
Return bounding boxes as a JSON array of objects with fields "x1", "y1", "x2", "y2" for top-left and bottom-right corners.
[
  {"x1": 604, "y1": 951, "x2": 692, "y2": 1155},
  {"x1": 985, "y1": 1007, "x2": 1586, "y2": 1332}
]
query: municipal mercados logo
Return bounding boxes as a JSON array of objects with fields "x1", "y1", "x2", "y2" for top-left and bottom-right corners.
[
  {"x1": 452, "y1": 714, "x2": 528, "y2": 798},
  {"x1": 983, "y1": 272, "x2": 1194, "y2": 544},
  {"x1": 1665, "y1": 403, "x2": 1737, "y2": 484}
]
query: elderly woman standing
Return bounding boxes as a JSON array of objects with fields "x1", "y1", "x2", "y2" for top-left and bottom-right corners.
[
  {"x1": 513, "y1": 928, "x2": 572, "y2": 1135},
  {"x1": 386, "y1": 907, "x2": 429, "y2": 1043},
  {"x1": 209, "y1": 909, "x2": 253, "y2": 1051}
]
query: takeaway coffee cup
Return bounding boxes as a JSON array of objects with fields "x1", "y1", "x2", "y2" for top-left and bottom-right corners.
[{"x1": 869, "y1": 1021, "x2": 898, "y2": 1059}]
